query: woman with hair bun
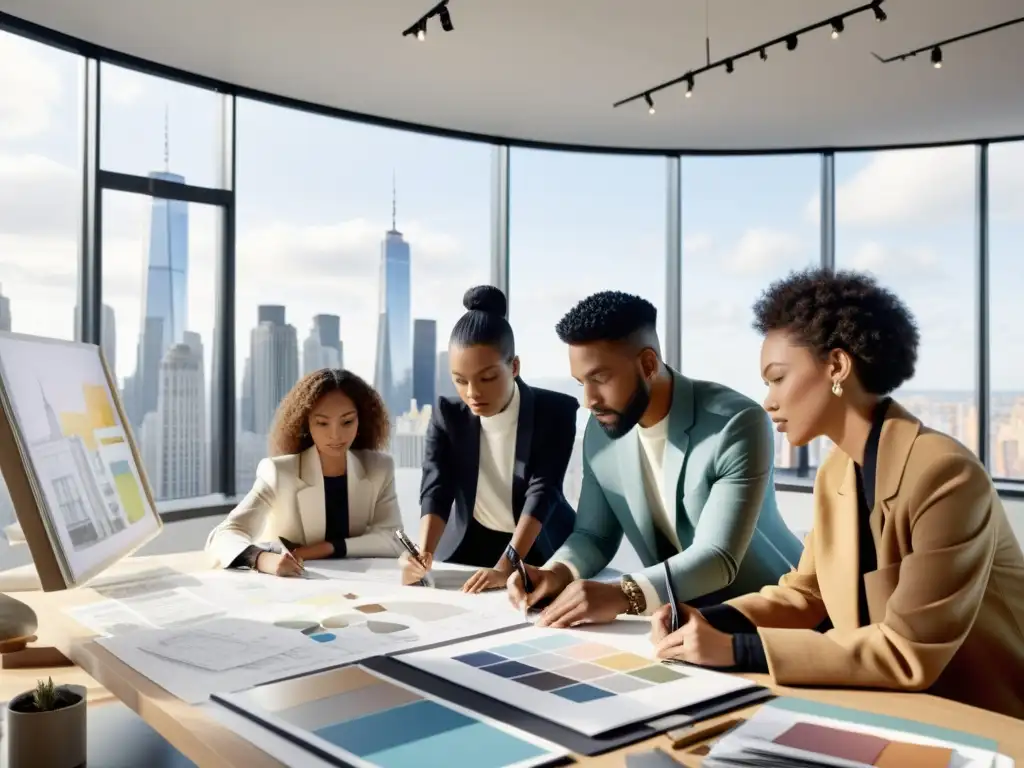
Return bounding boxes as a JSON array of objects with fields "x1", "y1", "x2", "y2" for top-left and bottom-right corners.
[
  {"x1": 402, "y1": 285, "x2": 580, "y2": 593},
  {"x1": 650, "y1": 268, "x2": 1024, "y2": 719}
]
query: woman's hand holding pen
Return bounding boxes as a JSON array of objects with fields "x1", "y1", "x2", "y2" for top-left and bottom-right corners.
[
  {"x1": 399, "y1": 550, "x2": 433, "y2": 585},
  {"x1": 650, "y1": 603, "x2": 735, "y2": 668},
  {"x1": 255, "y1": 550, "x2": 305, "y2": 577}
]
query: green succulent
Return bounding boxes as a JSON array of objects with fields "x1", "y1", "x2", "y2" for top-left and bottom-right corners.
[{"x1": 32, "y1": 677, "x2": 59, "y2": 712}]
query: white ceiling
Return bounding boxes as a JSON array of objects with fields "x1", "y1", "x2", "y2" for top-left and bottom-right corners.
[{"x1": 2, "y1": 0, "x2": 1024, "y2": 151}]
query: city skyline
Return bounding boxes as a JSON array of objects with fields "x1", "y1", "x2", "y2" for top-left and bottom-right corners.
[{"x1": 1, "y1": 28, "x2": 1023, "y2": 501}]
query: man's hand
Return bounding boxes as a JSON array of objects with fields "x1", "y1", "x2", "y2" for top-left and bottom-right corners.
[
  {"x1": 535, "y1": 580, "x2": 630, "y2": 628},
  {"x1": 507, "y1": 563, "x2": 573, "y2": 612},
  {"x1": 462, "y1": 567, "x2": 511, "y2": 593},
  {"x1": 650, "y1": 603, "x2": 736, "y2": 668},
  {"x1": 399, "y1": 550, "x2": 434, "y2": 585}
]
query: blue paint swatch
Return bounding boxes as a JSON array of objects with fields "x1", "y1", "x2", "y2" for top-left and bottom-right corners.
[
  {"x1": 315, "y1": 700, "x2": 468, "y2": 756},
  {"x1": 481, "y1": 660, "x2": 539, "y2": 678},
  {"x1": 367, "y1": 721, "x2": 546, "y2": 768},
  {"x1": 454, "y1": 651, "x2": 507, "y2": 667},
  {"x1": 310, "y1": 633, "x2": 336, "y2": 643},
  {"x1": 554, "y1": 683, "x2": 615, "y2": 703},
  {"x1": 488, "y1": 643, "x2": 539, "y2": 659}
]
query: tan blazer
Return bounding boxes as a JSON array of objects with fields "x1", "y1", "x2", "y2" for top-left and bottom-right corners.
[
  {"x1": 205, "y1": 446, "x2": 404, "y2": 567},
  {"x1": 728, "y1": 402, "x2": 1024, "y2": 719}
]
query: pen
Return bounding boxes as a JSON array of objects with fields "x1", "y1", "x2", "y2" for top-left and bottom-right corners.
[
  {"x1": 664, "y1": 560, "x2": 680, "y2": 633},
  {"x1": 278, "y1": 537, "x2": 306, "y2": 574},
  {"x1": 395, "y1": 530, "x2": 431, "y2": 586},
  {"x1": 504, "y1": 544, "x2": 533, "y2": 619}
]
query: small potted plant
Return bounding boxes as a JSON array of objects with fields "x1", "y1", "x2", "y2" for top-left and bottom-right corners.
[{"x1": 5, "y1": 677, "x2": 87, "y2": 768}]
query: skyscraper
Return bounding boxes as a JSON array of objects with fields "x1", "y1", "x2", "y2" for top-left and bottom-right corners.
[
  {"x1": 373, "y1": 183, "x2": 412, "y2": 420},
  {"x1": 412, "y1": 319, "x2": 436, "y2": 411},
  {"x1": 0, "y1": 284, "x2": 10, "y2": 332},
  {"x1": 74, "y1": 304, "x2": 118, "y2": 375},
  {"x1": 250, "y1": 306, "x2": 299, "y2": 435},
  {"x1": 436, "y1": 350, "x2": 457, "y2": 400},
  {"x1": 128, "y1": 132, "x2": 190, "y2": 433},
  {"x1": 153, "y1": 335, "x2": 207, "y2": 500},
  {"x1": 302, "y1": 314, "x2": 343, "y2": 374}
]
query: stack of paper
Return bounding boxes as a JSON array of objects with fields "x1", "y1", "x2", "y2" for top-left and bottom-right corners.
[
  {"x1": 704, "y1": 700, "x2": 1010, "y2": 768},
  {"x1": 96, "y1": 617, "x2": 357, "y2": 704}
]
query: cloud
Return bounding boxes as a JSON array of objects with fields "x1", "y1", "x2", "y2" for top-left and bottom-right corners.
[
  {"x1": 847, "y1": 241, "x2": 943, "y2": 280},
  {"x1": 683, "y1": 233, "x2": 713, "y2": 257},
  {"x1": 804, "y1": 143, "x2": 1024, "y2": 227},
  {"x1": 100, "y1": 65, "x2": 145, "y2": 106},
  {"x1": 725, "y1": 229, "x2": 806, "y2": 275},
  {"x1": 0, "y1": 154, "x2": 77, "y2": 235},
  {"x1": 0, "y1": 34, "x2": 61, "y2": 140}
]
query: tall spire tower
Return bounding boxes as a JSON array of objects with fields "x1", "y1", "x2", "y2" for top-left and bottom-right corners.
[{"x1": 391, "y1": 171, "x2": 397, "y2": 232}]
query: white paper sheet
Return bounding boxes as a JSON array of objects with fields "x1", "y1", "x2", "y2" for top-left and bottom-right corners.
[
  {"x1": 135, "y1": 618, "x2": 306, "y2": 672},
  {"x1": 96, "y1": 619, "x2": 356, "y2": 704}
]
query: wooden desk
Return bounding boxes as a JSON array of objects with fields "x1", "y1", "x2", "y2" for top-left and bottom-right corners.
[{"x1": 5, "y1": 553, "x2": 1023, "y2": 767}]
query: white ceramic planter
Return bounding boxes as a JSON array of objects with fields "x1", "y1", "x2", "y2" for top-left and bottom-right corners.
[{"x1": 4, "y1": 684, "x2": 87, "y2": 768}]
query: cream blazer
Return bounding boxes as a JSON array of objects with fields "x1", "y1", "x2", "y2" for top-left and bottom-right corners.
[
  {"x1": 205, "y1": 446, "x2": 404, "y2": 567},
  {"x1": 727, "y1": 402, "x2": 1024, "y2": 719}
]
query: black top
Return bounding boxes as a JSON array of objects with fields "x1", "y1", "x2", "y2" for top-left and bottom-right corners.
[
  {"x1": 419, "y1": 378, "x2": 579, "y2": 564},
  {"x1": 323, "y1": 474, "x2": 350, "y2": 558},
  {"x1": 229, "y1": 473, "x2": 351, "y2": 568},
  {"x1": 700, "y1": 398, "x2": 892, "y2": 672}
]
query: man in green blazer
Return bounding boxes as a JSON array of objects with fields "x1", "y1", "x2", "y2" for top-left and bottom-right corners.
[{"x1": 508, "y1": 291, "x2": 802, "y2": 626}]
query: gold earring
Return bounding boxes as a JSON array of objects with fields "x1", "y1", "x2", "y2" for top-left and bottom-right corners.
[{"x1": 831, "y1": 380, "x2": 843, "y2": 397}]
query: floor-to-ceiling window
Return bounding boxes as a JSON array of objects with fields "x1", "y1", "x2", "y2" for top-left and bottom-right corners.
[
  {"x1": 234, "y1": 99, "x2": 492, "y2": 521},
  {"x1": 834, "y1": 147, "x2": 978, "y2": 456},
  {"x1": 508, "y1": 148, "x2": 666, "y2": 508},
  {"x1": 679, "y1": 154, "x2": 821, "y2": 475},
  {"x1": 0, "y1": 31, "x2": 82, "y2": 553},
  {"x1": 988, "y1": 141, "x2": 1024, "y2": 482}
]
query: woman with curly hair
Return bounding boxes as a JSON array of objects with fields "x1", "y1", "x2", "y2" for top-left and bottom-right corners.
[
  {"x1": 649, "y1": 268, "x2": 1024, "y2": 719},
  {"x1": 206, "y1": 368, "x2": 403, "y2": 576}
]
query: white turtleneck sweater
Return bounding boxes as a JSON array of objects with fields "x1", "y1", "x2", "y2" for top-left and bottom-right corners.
[{"x1": 472, "y1": 383, "x2": 520, "y2": 533}]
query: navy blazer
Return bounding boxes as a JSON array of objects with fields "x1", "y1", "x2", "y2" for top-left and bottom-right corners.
[{"x1": 419, "y1": 379, "x2": 579, "y2": 563}]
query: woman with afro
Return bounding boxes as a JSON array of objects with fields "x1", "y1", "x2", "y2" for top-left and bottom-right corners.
[
  {"x1": 206, "y1": 368, "x2": 404, "y2": 575},
  {"x1": 650, "y1": 268, "x2": 1024, "y2": 719}
]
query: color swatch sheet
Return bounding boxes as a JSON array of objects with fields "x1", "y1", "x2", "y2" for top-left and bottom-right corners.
[
  {"x1": 398, "y1": 625, "x2": 757, "y2": 736},
  {"x1": 703, "y1": 699, "x2": 1004, "y2": 768},
  {"x1": 213, "y1": 665, "x2": 568, "y2": 768}
]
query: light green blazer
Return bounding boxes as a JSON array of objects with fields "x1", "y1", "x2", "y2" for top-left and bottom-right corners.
[{"x1": 549, "y1": 370, "x2": 803, "y2": 606}]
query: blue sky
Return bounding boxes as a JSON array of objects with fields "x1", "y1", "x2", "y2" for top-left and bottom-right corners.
[{"x1": 2, "y1": 28, "x2": 1023, "y2": 416}]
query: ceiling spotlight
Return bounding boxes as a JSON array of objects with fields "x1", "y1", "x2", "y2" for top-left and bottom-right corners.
[
  {"x1": 685, "y1": 74, "x2": 694, "y2": 97},
  {"x1": 931, "y1": 46, "x2": 942, "y2": 68},
  {"x1": 725, "y1": 58, "x2": 734, "y2": 73},
  {"x1": 416, "y1": 23, "x2": 426, "y2": 41},
  {"x1": 786, "y1": 35, "x2": 798, "y2": 51},
  {"x1": 759, "y1": 47, "x2": 767, "y2": 61},
  {"x1": 831, "y1": 19, "x2": 844, "y2": 38},
  {"x1": 644, "y1": 93, "x2": 655, "y2": 114},
  {"x1": 872, "y1": 2, "x2": 887, "y2": 22},
  {"x1": 438, "y1": 6, "x2": 454, "y2": 32}
]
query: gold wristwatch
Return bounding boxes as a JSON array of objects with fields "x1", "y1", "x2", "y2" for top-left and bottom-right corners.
[{"x1": 619, "y1": 575, "x2": 647, "y2": 615}]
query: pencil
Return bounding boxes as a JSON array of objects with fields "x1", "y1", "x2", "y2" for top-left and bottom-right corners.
[{"x1": 667, "y1": 717, "x2": 744, "y2": 749}]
